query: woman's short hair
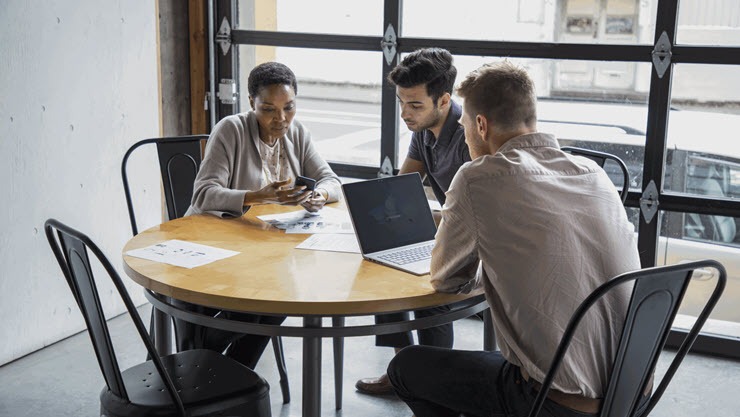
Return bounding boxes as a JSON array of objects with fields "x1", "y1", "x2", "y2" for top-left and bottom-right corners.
[
  {"x1": 247, "y1": 62, "x2": 298, "y2": 97},
  {"x1": 456, "y1": 61, "x2": 537, "y2": 132},
  {"x1": 388, "y1": 48, "x2": 456, "y2": 105}
]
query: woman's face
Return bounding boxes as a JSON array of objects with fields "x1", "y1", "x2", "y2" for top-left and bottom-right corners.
[{"x1": 249, "y1": 83, "x2": 297, "y2": 144}]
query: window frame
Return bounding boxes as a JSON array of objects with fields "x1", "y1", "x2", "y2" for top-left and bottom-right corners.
[{"x1": 206, "y1": 0, "x2": 740, "y2": 359}]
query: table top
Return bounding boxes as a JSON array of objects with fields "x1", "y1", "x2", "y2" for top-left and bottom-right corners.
[{"x1": 122, "y1": 204, "x2": 477, "y2": 316}]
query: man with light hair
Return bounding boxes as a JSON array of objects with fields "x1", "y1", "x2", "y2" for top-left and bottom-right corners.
[{"x1": 387, "y1": 61, "x2": 641, "y2": 416}]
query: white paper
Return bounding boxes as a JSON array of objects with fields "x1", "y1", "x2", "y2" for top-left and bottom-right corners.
[
  {"x1": 257, "y1": 210, "x2": 318, "y2": 227},
  {"x1": 428, "y1": 199, "x2": 442, "y2": 211},
  {"x1": 257, "y1": 207, "x2": 354, "y2": 234},
  {"x1": 284, "y1": 219, "x2": 355, "y2": 234},
  {"x1": 295, "y1": 234, "x2": 361, "y2": 254},
  {"x1": 125, "y1": 239, "x2": 239, "y2": 269}
]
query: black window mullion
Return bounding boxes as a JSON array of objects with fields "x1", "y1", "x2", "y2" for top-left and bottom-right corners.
[
  {"x1": 401, "y1": 38, "x2": 654, "y2": 62},
  {"x1": 672, "y1": 45, "x2": 740, "y2": 65},
  {"x1": 215, "y1": 1, "x2": 238, "y2": 121},
  {"x1": 637, "y1": 0, "x2": 680, "y2": 268},
  {"x1": 660, "y1": 194, "x2": 740, "y2": 217},
  {"x1": 380, "y1": 0, "x2": 402, "y2": 172},
  {"x1": 230, "y1": 30, "x2": 381, "y2": 50}
]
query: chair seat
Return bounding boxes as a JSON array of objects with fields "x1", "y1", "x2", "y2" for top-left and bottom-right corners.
[{"x1": 100, "y1": 349, "x2": 270, "y2": 416}]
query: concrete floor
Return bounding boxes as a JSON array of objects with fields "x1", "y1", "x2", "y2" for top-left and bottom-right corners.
[{"x1": 1, "y1": 304, "x2": 739, "y2": 417}]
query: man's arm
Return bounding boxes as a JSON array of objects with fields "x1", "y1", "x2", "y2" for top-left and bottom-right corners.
[
  {"x1": 398, "y1": 156, "x2": 426, "y2": 178},
  {"x1": 430, "y1": 169, "x2": 480, "y2": 293}
]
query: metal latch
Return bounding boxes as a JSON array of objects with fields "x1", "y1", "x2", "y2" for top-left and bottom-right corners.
[
  {"x1": 381, "y1": 24, "x2": 397, "y2": 65},
  {"x1": 639, "y1": 180, "x2": 659, "y2": 224},
  {"x1": 652, "y1": 31, "x2": 672, "y2": 78},
  {"x1": 217, "y1": 79, "x2": 237, "y2": 105},
  {"x1": 216, "y1": 17, "x2": 231, "y2": 55},
  {"x1": 379, "y1": 156, "x2": 394, "y2": 177}
]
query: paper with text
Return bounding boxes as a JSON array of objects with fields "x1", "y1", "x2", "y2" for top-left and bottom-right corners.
[
  {"x1": 257, "y1": 207, "x2": 354, "y2": 234},
  {"x1": 125, "y1": 239, "x2": 239, "y2": 269}
]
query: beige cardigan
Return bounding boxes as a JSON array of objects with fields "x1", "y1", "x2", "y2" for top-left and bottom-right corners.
[{"x1": 186, "y1": 111, "x2": 342, "y2": 218}]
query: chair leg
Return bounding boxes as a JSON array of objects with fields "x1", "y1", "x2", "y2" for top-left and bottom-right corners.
[
  {"x1": 332, "y1": 316, "x2": 345, "y2": 410},
  {"x1": 482, "y1": 308, "x2": 497, "y2": 351},
  {"x1": 146, "y1": 308, "x2": 155, "y2": 360},
  {"x1": 271, "y1": 336, "x2": 290, "y2": 404}
]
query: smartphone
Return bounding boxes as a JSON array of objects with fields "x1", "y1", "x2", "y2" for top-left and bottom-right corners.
[{"x1": 295, "y1": 175, "x2": 317, "y2": 192}]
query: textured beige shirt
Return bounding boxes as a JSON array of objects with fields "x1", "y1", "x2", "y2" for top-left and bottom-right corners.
[{"x1": 431, "y1": 132, "x2": 640, "y2": 398}]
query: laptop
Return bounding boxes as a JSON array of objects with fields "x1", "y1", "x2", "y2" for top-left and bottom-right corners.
[{"x1": 342, "y1": 173, "x2": 437, "y2": 275}]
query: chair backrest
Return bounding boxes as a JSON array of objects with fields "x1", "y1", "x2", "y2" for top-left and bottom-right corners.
[
  {"x1": 122, "y1": 135, "x2": 208, "y2": 235},
  {"x1": 44, "y1": 219, "x2": 186, "y2": 416},
  {"x1": 528, "y1": 260, "x2": 726, "y2": 417},
  {"x1": 561, "y1": 146, "x2": 630, "y2": 203}
]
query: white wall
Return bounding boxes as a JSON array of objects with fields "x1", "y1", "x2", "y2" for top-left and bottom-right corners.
[{"x1": 0, "y1": 1, "x2": 163, "y2": 365}]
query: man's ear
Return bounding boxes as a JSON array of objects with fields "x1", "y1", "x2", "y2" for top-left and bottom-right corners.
[
  {"x1": 249, "y1": 96, "x2": 255, "y2": 110},
  {"x1": 437, "y1": 92, "x2": 451, "y2": 109},
  {"x1": 475, "y1": 114, "x2": 488, "y2": 141}
]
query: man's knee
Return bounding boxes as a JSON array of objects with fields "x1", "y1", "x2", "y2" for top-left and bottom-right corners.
[{"x1": 387, "y1": 345, "x2": 427, "y2": 389}]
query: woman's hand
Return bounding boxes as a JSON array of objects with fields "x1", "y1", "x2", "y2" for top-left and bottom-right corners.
[
  {"x1": 301, "y1": 190, "x2": 327, "y2": 213},
  {"x1": 244, "y1": 178, "x2": 312, "y2": 206}
]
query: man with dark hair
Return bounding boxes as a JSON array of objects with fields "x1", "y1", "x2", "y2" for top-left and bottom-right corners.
[
  {"x1": 387, "y1": 61, "x2": 640, "y2": 416},
  {"x1": 355, "y1": 47, "x2": 471, "y2": 395}
]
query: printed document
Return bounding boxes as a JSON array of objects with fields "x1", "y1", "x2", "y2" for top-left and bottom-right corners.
[
  {"x1": 125, "y1": 239, "x2": 239, "y2": 269},
  {"x1": 257, "y1": 207, "x2": 354, "y2": 234}
]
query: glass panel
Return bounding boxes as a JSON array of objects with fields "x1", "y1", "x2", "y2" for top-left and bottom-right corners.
[
  {"x1": 236, "y1": 0, "x2": 382, "y2": 36},
  {"x1": 676, "y1": 0, "x2": 740, "y2": 46},
  {"x1": 237, "y1": 46, "x2": 382, "y2": 166},
  {"x1": 664, "y1": 64, "x2": 740, "y2": 199},
  {"x1": 395, "y1": 55, "x2": 651, "y2": 187},
  {"x1": 402, "y1": 0, "x2": 656, "y2": 44},
  {"x1": 659, "y1": 210, "x2": 740, "y2": 339}
]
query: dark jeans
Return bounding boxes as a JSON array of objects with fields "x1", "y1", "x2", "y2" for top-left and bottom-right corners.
[
  {"x1": 387, "y1": 346, "x2": 596, "y2": 417},
  {"x1": 375, "y1": 305, "x2": 453, "y2": 348},
  {"x1": 172, "y1": 300, "x2": 285, "y2": 369}
]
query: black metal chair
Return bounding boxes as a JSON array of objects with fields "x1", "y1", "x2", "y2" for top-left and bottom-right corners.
[
  {"x1": 45, "y1": 219, "x2": 272, "y2": 417},
  {"x1": 561, "y1": 146, "x2": 630, "y2": 203},
  {"x1": 528, "y1": 260, "x2": 726, "y2": 417},
  {"x1": 121, "y1": 135, "x2": 291, "y2": 403}
]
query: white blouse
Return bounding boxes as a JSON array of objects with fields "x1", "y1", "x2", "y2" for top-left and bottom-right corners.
[{"x1": 257, "y1": 137, "x2": 295, "y2": 187}]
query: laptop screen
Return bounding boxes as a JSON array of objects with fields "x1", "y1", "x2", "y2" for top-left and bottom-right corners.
[{"x1": 342, "y1": 173, "x2": 437, "y2": 254}]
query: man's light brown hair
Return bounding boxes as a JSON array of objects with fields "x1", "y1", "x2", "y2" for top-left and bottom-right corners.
[{"x1": 456, "y1": 61, "x2": 537, "y2": 132}]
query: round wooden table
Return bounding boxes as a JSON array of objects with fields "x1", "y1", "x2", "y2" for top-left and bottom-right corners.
[{"x1": 122, "y1": 204, "x2": 488, "y2": 417}]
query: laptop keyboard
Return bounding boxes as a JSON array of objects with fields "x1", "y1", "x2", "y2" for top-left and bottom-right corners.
[{"x1": 377, "y1": 242, "x2": 435, "y2": 265}]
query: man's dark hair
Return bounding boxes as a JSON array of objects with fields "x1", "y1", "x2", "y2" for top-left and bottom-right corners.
[
  {"x1": 457, "y1": 61, "x2": 537, "y2": 132},
  {"x1": 247, "y1": 62, "x2": 298, "y2": 97},
  {"x1": 388, "y1": 48, "x2": 456, "y2": 104}
]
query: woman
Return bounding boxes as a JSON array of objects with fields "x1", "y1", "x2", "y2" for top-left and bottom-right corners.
[
  {"x1": 187, "y1": 61, "x2": 341, "y2": 217},
  {"x1": 183, "y1": 62, "x2": 342, "y2": 369}
]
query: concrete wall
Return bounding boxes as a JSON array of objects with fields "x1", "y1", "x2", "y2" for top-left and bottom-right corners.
[
  {"x1": 0, "y1": 1, "x2": 163, "y2": 365},
  {"x1": 158, "y1": 0, "x2": 191, "y2": 136}
]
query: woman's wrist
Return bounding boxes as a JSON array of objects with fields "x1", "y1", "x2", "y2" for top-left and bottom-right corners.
[
  {"x1": 243, "y1": 190, "x2": 263, "y2": 206},
  {"x1": 316, "y1": 188, "x2": 329, "y2": 201}
]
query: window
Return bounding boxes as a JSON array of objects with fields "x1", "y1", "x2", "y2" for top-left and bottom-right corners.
[{"x1": 216, "y1": 0, "x2": 740, "y2": 356}]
